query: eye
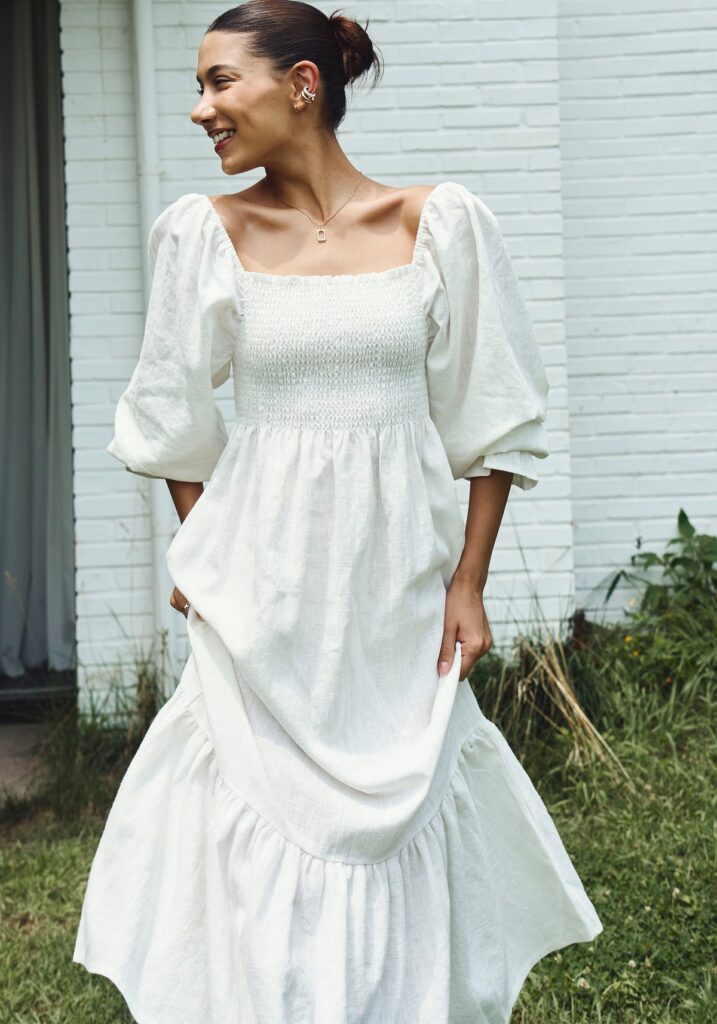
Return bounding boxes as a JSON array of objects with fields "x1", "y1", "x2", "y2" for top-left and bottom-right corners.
[{"x1": 195, "y1": 76, "x2": 231, "y2": 95}]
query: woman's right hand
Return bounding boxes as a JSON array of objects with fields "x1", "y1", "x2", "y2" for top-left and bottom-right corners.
[{"x1": 170, "y1": 586, "x2": 204, "y2": 621}]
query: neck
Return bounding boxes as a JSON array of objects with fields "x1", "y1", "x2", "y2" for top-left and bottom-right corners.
[{"x1": 262, "y1": 136, "x2": 364, "y2": 222}]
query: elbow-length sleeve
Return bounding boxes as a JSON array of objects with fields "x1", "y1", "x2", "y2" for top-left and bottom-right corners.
[
  {"x1": 417, "y1": 181, "x2": 550, "y2": 490},
  {"x1": 106, "y1": 193, "x2": 240, "y2": 482}
]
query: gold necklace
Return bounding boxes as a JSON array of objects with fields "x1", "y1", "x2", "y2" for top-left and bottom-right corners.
[{"x1": 263, "y1": 171, "x2": 364, "y2": 243}]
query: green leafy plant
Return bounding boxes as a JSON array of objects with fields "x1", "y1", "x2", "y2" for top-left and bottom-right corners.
[
  {"x1": 605, "y1": 508, "x2": 717, "y2": 616},
  {"x1": 596, "y1": 509, "x2": 717, "y2": 732}
]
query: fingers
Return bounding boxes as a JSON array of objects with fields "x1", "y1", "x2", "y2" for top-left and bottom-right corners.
[
  {"x1": 455, "y1": 632, "x2": 494, "y2": 681},
  {"x1": 438, "y1": 630, "x2": 494, "y2": 680},
  {"x1": 169, "y1": 587, "x2": 206, "y2": 622},
  {"x1": 438, "y1": 632, "x2": 457, "y2": 676},
  {"x1": 169, "y1": 587, "x2": 190, "y2": 617}
]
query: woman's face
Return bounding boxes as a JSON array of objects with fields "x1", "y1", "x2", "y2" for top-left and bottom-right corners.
[{"x1": 191, "y1": 31, "x2": 311, "y2": 175}]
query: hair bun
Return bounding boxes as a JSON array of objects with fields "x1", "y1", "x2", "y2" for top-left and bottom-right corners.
[{"x1": 328, "y1": 10, "x2": 378, "y2": 85}]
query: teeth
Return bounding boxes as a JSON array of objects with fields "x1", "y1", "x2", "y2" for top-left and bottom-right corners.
[{"x1": 212, "y1": 129, "x2": 235, "y2": 143}]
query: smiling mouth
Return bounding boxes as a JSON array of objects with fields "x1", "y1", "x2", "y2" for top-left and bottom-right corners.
[{"x1": 212, "y1": 129, "x2": 236, "y2": 151}]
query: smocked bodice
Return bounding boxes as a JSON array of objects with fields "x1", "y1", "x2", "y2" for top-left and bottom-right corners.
[
  {"x1": 106, "y1": 181, "x2": 550, "y2": 488},
  {"x1": 232, "y1": 265, "x2": 431, "y2": 431}
]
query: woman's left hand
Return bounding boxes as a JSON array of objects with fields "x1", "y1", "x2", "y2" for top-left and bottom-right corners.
[
  {"x1": 437, "y1": 576, "x2": 493, "y2": 682},
  {"x1": 169, "y1": 586, "x2": 204, "y2": 622}
]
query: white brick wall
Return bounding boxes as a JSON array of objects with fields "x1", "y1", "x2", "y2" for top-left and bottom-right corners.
[
  {"x1": 557, "y1": 0, "x2": 717, "y2": 618},
  {"x1": 61, "y1": 0, "x2": 576, "y2": 697},
  {"x1": 61, "y1": 1, "x2": 152, "y2": 702}
]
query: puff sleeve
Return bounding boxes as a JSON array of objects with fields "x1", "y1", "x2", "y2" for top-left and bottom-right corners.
[
  {"x1": 418, "y1": 181, "x2": 550, "y2": 490},
  {"x1": 106, "y1": 193, "x2": 239, "y2": 482}
]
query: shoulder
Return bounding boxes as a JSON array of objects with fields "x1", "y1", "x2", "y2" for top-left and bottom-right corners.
[
  {"x1": 400, "y1": 184, "x2": 440, "y2": 237},
  {"x1": 147, "y1": 193, "x2": 218, "y2": 261},
  {"x1": 407, "y1": 181, "x2": 497, "y2": 225},
  {"x1": 404, "y1": 182, "x2": 503, "y2": 261},
  {"x1": 150, "y1": 192, "x2": 207, "y2": 231}
]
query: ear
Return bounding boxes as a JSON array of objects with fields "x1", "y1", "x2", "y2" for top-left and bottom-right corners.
[{"x1": 292, "y1": 60, "x2": 320, "y2": 101}]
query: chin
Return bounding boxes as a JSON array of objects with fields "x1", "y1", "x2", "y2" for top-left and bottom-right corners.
[{"x1": 222, "y1": 156, "x2": 260, "y2": 176}]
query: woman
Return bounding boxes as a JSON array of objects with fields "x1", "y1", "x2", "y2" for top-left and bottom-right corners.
[{"x1": 73, "y1": 2, "x2": 603, "y2": 1021}]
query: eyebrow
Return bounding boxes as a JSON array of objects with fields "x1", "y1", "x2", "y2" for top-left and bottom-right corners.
[{"x1": 196, "y1": 64, "x2": 241, "y2": 83}]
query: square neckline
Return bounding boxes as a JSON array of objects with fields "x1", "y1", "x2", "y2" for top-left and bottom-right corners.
[{"x1": 202, "y1": 181, "x2": 448, "y2": 283}]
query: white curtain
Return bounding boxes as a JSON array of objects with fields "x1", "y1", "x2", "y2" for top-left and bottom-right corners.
[{"x1": 0, "y1": 0, "x2": 75, "y2": 678}]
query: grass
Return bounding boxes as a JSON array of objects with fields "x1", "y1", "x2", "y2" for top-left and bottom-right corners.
[
  {"x1": 1, "y1": 509, "x2": 715, "y2": 1022},
  {"x1": 511, "y1": 722, "x2": 716, "y2": 1022},
  {"x1": 0, "y1": 816, "x2": 133, "y2": 1023},
  {"x1": 1, "y1": 720, "x2": 714, "y2": 1023}
]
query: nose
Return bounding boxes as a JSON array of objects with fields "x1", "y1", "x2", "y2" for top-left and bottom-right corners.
[{"x1": 190, "y1": 96, "x2": 215, "y2": 126}]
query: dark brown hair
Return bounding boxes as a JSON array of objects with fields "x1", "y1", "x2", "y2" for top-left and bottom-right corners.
[{"x1": 206, "y1": 1, "x2": 383, "y2": 134}]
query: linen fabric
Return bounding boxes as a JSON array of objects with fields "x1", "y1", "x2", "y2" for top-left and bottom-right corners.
[{"x1": 74, "y1": 180, "x2": 602, "y2": 1024}]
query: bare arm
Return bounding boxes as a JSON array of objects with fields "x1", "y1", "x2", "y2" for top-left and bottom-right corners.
[
  {"x1": 453, "y1": 470, "x2": 512, "y2": 592},
  {"x1": 437, "y1": 469, "x2": 512, "y2": 680},
  {"x1": 166, "y1": 479, "x2": 204, "y2": 522}
]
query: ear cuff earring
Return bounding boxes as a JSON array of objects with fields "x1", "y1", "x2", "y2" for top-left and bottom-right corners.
[{"x1": 300, "y1": 84, "x2": 316, "y2": 103}]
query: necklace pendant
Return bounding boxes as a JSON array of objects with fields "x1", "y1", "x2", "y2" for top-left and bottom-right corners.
[{"x1": 316, "y1": 226, "x2": 327, "y2": 243}]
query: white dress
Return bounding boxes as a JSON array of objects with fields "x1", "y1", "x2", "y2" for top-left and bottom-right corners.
[{"x1": 73, "y1": 180, "x2": 603, "y2": 1024}]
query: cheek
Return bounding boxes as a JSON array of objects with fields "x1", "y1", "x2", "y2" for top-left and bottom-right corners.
[
  {"x1": 249, "y1": 84, "x2": 285, "y2": 115},
  {"x1": 243, "y1": 105, "x2": 282, "y2": 139},
  {"x1": 226, "y1": 85, "x2": 289, "y2": 140}
]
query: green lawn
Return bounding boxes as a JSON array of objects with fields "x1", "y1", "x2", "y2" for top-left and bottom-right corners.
[
  {"x1": 1, "y1": 721, "x2": 714, "y2": 1024},
  {"x1": 511, "y1": 724, "x2": 716, "y2": 1022}
]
